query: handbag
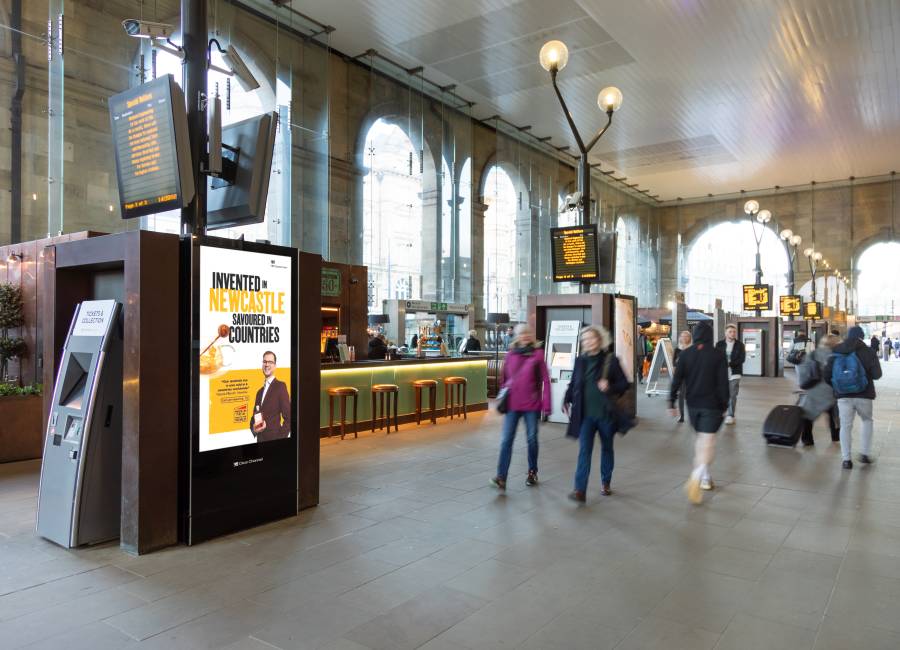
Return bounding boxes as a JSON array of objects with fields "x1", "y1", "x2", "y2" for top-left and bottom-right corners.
[
  {"x1": 601, "y1": 353, "x2": 635, "y2": 435},
  {"x1": 797, "y1": 354, "x2": 822, "y2": 390}
]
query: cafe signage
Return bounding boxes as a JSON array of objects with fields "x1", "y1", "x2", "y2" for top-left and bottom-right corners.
[
  {"x1": 743, "y1": 284, "x2": 772, "y2": 311},
  {"x1": 779, "y1": 294, "x2": 802, "y2": 317},
  {"x1": 321, "y1": 268, "x2": 341, "y2": 297}
]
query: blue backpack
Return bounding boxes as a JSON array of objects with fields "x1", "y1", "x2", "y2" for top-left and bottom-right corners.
[{"x1": 831, "y1": 352, "x2": 868, "y2": 395}]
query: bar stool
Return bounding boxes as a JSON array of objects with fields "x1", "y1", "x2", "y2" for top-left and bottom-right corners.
[
  {"x1": 412, "y1": 379, "x2": 438, "y2": 425},
  {"x1": 371, "y1": 384, "x2": 399, "y2": 433},
  {"x1": 326, "y1": 386, "x2": 359, "y2": 439},
  {"x1": 444, "y1": 376, "x2": 468, "y2": 420}
]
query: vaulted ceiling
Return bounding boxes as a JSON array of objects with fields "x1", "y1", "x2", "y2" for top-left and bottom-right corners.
[{"x1": 277, "y1": 0, "x2": 900, "y2": 201}]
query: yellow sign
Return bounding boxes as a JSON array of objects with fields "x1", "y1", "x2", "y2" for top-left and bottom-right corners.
[
  {"x1": 779, "y1": 294, "x2": 802, "y2": 317},
  {"x1": 551, "y1": 225, "x2": 599, "y2": 282},
  {"x1": 743, "y1": 284, "x2": 772, "y2": 311},
  {"x1": 804, "y1": 301, "x2": 823, "y2": 320}
]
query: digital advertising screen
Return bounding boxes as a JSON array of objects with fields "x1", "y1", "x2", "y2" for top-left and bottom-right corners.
[
  {"x1": 779, "y1": 294, "x2": 802, "y2": 317},
  {"x1": 108, "y1": 75, "x2": 193, "y2": 219},
  {"x1": 550, "y1": 225, "x2": 600, "y2": 282},
  {"x1": 198, "y1": 245, "x2": 293, "y2": 452},
  {"x1": 743, "y1": 284, "x2": 772, "y2": 311}
]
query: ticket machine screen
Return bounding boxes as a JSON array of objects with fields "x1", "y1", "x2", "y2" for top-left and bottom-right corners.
[{"x1": 550, "y1": 343, "x2": 573, "y2": 368}]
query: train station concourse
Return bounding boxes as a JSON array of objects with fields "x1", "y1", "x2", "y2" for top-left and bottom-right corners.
[{"x1": 2, "y1": 1, "x2": 900, "y2": 648}]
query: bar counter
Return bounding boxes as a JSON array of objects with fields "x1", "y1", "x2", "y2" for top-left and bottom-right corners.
[{"x1": 319, "y1": 355, "x2": 490, "y2": 433}]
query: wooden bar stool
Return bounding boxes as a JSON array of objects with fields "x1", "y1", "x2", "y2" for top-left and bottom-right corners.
[
  {"x1": 443, "y1": 376, "x2": 468, "y2": 420},
  {"x1": 371, "y1": 384, "x2": 399, "y2": 433},
  {"x1": 412, "y1": 379, "x2": 438, "y2": 425},
  {"x1": 327, "y1": 387, "x2": 359, "y2": 439}
]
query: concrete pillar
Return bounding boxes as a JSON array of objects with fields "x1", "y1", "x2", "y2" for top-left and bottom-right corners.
[
  {"x1": 471, "y1": 200, "x2": 489, "y2": 325},
  {"x1": 672, "y1": 293, "x2": 688, "y2": 341}
]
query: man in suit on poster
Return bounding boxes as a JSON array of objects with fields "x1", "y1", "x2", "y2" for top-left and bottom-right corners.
[{"x1": 250, "y1": 351, "x2": 291, "y2": 441}]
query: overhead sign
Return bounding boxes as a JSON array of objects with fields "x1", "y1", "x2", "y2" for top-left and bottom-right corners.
[
  {"x1": 804, "y1": 301, "x2": 823, "y2": 320},
  {"x1": 743, "y1": 284, "x2": 772, "y2": 311},
  {"x1": 108, "y1": 75, "x2": 193, "y2": 219},
  {"x1": 779, "y1": 294, "x2": 802, "y2": 317},
  {"x1": 199, "y1": 246, "x2": 293, "y2": 452},
  {"x1": 550, "y1": 225, "x2": 600, "y2": 282},
  {"x1": 321, "y1": 268, "x2": 341, "y2": 297},
  {"x1": 404, "y1": 300, "x2": 470, "y2": 315}
]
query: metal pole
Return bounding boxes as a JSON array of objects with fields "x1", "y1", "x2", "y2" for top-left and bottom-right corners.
[
  {"x1": 10, "y1": 0, "x2": 24, "y2": 244},
  {"x1": 181, "y1": 0, "x2": 208, "y2": 235}
]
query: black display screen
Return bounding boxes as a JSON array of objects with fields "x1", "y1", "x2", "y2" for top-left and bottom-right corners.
[{"x1": 550, "y1": 225, "x2": 600, "y2": 282}]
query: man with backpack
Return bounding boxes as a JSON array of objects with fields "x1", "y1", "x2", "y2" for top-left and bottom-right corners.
[{"x1": 825, "y1": 325, "x2": 882, "y2": 469}]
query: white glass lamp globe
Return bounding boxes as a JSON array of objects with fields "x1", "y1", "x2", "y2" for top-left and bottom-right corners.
[
  {"x1": 539, "y1": 41, "x2": 569, "y2": 72},
  {"x1": 790, "y1": 234, "x2": 802, "y2": 246},
  {"x1": 780, "y1": 228, "x2": 793, "y2": 240},
  {"x1": 598, "y1": 86, "x2": 623, "y2": 112},
  {"x1": 757, "y1": 209, "x2": 772, "y2": 223},
  {"x1": 804, "y1": 247, "x2": 815, "y2": 257},
  {"x1": 743, "y1": 199, "x2": 759, "y2": 215},
  {"x1": 813, "y1": 251, "x2": 823, "y2": 262}
]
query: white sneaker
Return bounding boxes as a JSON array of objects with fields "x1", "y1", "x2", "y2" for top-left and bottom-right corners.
[
  {"x1": 724, "y1": 416, "x2": 735, "y2": 425},
  {"x1": 700, "y1": 478, "x2": 714, "y2": 491}
]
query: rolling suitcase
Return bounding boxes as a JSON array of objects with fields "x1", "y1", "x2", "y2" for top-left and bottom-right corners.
[{"x1": 762, "y1": 404, "x2": 804, "y2": 447}]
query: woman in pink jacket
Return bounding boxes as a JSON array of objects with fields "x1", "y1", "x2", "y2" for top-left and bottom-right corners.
[{"x1": 490, "y1": 324, "x2": 552, "y2": 490}]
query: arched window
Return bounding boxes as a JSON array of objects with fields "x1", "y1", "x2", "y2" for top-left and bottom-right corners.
[
  {"x1": 363, "y1": 118, "x2": 423, "y2": 312},
  {"x1": 798, "y1": 275, "x2": 850, "y2": 311},
  {"x1": 856, "y1": 242, "x2": 900, "y2": 316},
  {"x1": 483, "y1": 165, "x2": 518, "y2": 316},
  {"x1": 686, "y1": 221, "x2": 789, "y2": 314},
  {"x1": 614, "y1": 217, "x2": 658, "y2": 306},
  {"x1": 147, "y1": 45, "x2": 286, "y2": 242}
]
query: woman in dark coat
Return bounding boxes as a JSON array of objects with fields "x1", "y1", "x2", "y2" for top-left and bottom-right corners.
[{"x1": 564, "y1": 325, "x2": 630, "y2": 503}]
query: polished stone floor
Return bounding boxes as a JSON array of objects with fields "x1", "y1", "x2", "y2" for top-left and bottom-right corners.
[{"x1": 3, "y1": 364, "x2": 900, "y2": 649}]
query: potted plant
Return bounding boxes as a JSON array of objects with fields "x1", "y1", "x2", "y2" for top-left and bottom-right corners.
[{"x1": 0, "y1": 283, "x2": 42, "y2": 462}]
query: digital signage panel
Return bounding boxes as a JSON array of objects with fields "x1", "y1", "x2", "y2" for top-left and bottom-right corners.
[
  {"x1": 551, "y1": 225, "x2": 600, "y2": 282},
  {"x1": 779, "y1": 294, "x2": 802, "y2": 317},
  {"x1": 743, "y1": 284, "x2": 772, "y2": 311}
]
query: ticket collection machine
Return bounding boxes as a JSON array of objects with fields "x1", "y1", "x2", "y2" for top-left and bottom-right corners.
[
  {"x1": 36, "y1": 300, "x2": 123, "y2": 548},
  {"x1": 545, "y1": 320, "x2": 581, "y2": 423},
  {"x1": 741, "y1": 328, "x2": 766, "y2": 376}
]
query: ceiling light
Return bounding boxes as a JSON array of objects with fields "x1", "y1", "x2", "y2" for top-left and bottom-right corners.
[
  {"x1": 539, "y1": 40, "x2": 569, "y2": 72},
  {"x1": 743, "y1": 199, "x2": 759, "y2": 215}
]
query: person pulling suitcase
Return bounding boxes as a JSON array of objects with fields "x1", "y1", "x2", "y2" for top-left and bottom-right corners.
[{"x1": 669, "y1": 322, "x2": 729, "y2": 504}]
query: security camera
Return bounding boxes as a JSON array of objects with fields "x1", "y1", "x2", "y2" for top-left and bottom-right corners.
[
  {"x1": 222, "y1": 45, "x2": 260, "y2": 92},
  {"x1": 122, "y1": 19, "x2": 175, "y2": 40},
  {"x1": 564, "y1": 191, "x2": 582, "y2": 211}
]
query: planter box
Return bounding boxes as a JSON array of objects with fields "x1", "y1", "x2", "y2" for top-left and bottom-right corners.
[{"x1": 0, "y1": 394, "x2": 44, "y2": 463}]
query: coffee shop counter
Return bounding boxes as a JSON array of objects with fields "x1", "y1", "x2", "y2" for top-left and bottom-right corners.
[{"x1": 319, "y1": 356, "x2": 489, "y2": 433}]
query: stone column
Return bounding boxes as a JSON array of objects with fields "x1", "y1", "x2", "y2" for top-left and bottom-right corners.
[{"x1": 471, "y1": 200, "x2": 489, "y2": 325}]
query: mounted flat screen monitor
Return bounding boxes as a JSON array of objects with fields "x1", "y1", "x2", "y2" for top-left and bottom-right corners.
[
  {"x1": 108, "y1": 74, "x2": 194, "y2": 219},
  {"x1": 551, "y1": 224, "x2": 600, "y2": 283},
  {"x1": 206, "y1": 112, "x2": 277, "y2": 230},
  {"x1": 743, "y1": 284, "x2": 772, "y2": 311},
  {"x1": 804, "y1": 301, "x2": 823, "y2": 320},
  {"x1": 779, "y1": 294, "x2": 802, "y2": 317}
]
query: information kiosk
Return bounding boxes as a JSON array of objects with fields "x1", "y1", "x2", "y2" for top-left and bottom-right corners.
[
  {"x1": 37, "y1": 300, "x2": 123, "y2": 548},
  {"x1": 741, "y1": 328, "x2": 766, "y2": 376},
  {"x1": 545, "y1": 320, "x2": 581, "y2": 423}
]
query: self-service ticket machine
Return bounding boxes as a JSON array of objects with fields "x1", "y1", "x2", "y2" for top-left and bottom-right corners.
[
  {"x1": 545, "y1": 320, "x2": 581, "y2": 423},
  {"x1": 37, "y1": 300, "x2": 123, "y2": 548},
  {"x1": 741, "y1": 328, "x2": 766, "y2": 376}
]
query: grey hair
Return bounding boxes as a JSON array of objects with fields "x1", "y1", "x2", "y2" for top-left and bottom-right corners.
[
  {"x1": 468, "y1": 329, "x2": 477, "y2": 338},
  {"x1": 580, "y1": 324, "x2": 611, "y2": 350}
]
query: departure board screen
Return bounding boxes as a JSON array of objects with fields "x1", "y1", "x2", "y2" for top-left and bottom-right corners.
[
  {"x1": 743, "y1": 284, "x2": 772, "y2": 311},
  {"x1": 550, "y1": 225, "x2": 600, "y2": 282},
  {"x1": 109, "y1": 75, "x2": 193, "y2": 219},
  {"x1": 779, "y1": 294, "x2": 802, "y2": 317},
  {"x1": 803, "y1": 301, "x2": 823, "y2": 320}
]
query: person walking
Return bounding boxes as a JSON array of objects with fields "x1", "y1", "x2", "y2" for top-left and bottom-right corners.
[
  {"x1": 883, "y1": 337, "x2": 892, "y2": 361},
  {"x1": 669, "y1": 322, "x2": 729, "y2": 504},
  {"x1": 715, "y1": 324, "x2": 745, "y2": 425},
  {"x1": 893, "y1": 338, "x2": 900, "y2": 359},
  {"x1": 798, "y1": 334, "x2": 840, "y2": 446},
  {"x1": 459, "y1": 329, "x2": 482, "y2": 354},
  {"x1": 870, "y1": 334, "x2": 880, "y2": 353},
  {"x1": 564, "y1": 325, "x2": 630, "y2": 503},
  {"x1": 673, "y1": 330, "x2": 693, "y2": 423},
  {"x1": 825, "y1": 325, "x2": 882, "y2": 468},
  {"x1": 490, "y1": 324, "x2": 551, "y2": 490}
]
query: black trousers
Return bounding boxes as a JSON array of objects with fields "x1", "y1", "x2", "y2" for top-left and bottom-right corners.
[{"x1": 801, "y1": 406, "x2": 840, "y2": 445}]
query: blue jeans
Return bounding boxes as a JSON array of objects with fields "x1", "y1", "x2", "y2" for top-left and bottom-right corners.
[
  {"x1": 496, "y1": 410, "x2": 539, "y2": 479},
  {"x1": 574, "y1": 415, "x2": 615, "y2": 492}
]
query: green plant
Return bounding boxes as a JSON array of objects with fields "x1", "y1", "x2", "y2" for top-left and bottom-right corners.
[
  {"x1": 0, "y1": 283, "x2": 26, "y2": 384},
  {"x1": 0, "y1": 383, "x2": 41, "y2": 397}
]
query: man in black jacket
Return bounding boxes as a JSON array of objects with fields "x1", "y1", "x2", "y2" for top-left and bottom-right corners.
[
  {"x1": 669, "y1": 322, "x2": 729, "y2": 504},
  {"x1": 824, "y1": 325, "x2": 882, "y2": 469},
  {"x1": 714, "y1": 324, "x2": 745, "y2": 425}
]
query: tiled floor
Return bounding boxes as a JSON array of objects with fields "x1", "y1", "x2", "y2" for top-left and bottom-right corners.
[{"x1": 3, "y1": 364, "x2": 900, "y2": 649}]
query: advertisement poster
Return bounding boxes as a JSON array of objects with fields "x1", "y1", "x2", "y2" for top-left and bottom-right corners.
[
  {"x1": 199, "y1": 246, "x2": 292, "y2": 452},
  {"x1": 614, "y1": 297, "x2": 635, "y2": 381}
]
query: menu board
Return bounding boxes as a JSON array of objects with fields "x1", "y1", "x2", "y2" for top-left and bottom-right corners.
[
  {"x1": 804, "y1": 301, "x2": 823, "y2": 320},
  {"x1": 779, "y1": 294, "x2": 802, "y2": 317},
  {"x1": 550, "y1": 225, "x2": 600, "y2": 282},
  {"x1": 743, "y1": 284, "x2": 772, "y2": 311},
  {"x1": 108, "y1": 75, "x2": 193, "y2": 219}
]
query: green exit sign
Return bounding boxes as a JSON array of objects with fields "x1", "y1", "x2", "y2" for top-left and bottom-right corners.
[
  {"x1": 321, "y1": 268, "x2": 341, "y2": 297},
  {"x1": 430, "y1": 302, "x2": 448, "y2": 311}
]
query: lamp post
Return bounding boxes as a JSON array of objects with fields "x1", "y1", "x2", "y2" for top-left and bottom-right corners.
[
  {"x1": 743, "y1": 200, "x2": 772, "y2": 315},
  {"x1": 539, "y1": 40, "x2": 622, "y2": 293},
  {"x1": 804, "y1": 247, "x2": 823, "y2": 304},
  {"x1": 779, "y1": 229, "x2": 802, "y2": 295}
]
